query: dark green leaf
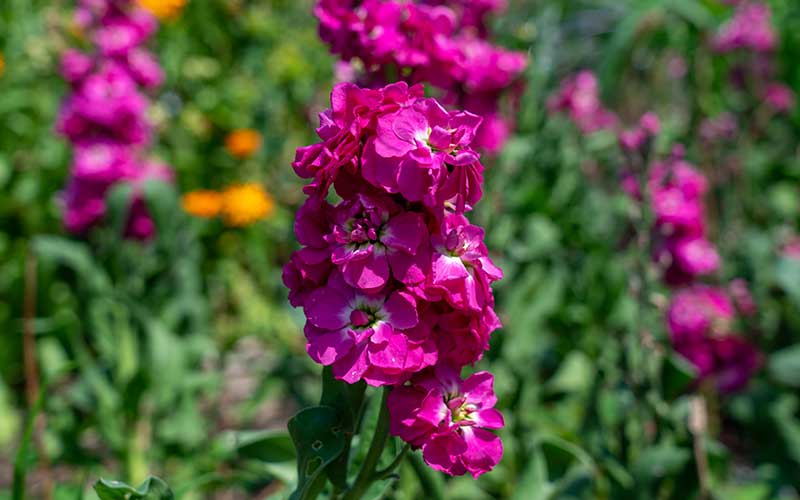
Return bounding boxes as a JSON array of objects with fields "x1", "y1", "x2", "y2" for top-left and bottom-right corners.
[
  {"x1": 93, "y1": 476, "x2": 174, "y2": 500},
  {"x1": 235, "y1": 430, "x2": 296, "y2": 463},
  {"x1": 288, "y1": 405, "x2": 346, "y2": 500}
]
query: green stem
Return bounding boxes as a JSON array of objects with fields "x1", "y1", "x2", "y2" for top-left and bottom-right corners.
[
  {"x1": 408, "y1": 451, "x2": 445, "y2": 500},
  {"x1": 13, "y1": 391, "x2": 44, "y2": 500},
  {"x1": 342, "y1": 387, "x2": 392, "y2": 500},
  {"x1": 374, "y1": 444, "x2": 410, "y2": 480}
]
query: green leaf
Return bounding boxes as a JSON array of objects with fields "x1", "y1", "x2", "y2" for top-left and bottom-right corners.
[
  {"x1": 775, "y1": 258, "x2": 800, "y2": 307},
  {"x1": 32, "y1": 236, "x2": 112, "y2": 293},
  {"x1": 768, "y1": 344, "x2": 800, "y2": 387},
  {"x1": 235, "y1": 430, "x2": 296, "y2": 463},
  {"x1": 632, "y1": 443, "x2": 690, "y2": 480},
  {"x1": 93, "y1": 477, "x2": 174, "y2": 500},
  {"x1": 106, "y1": 183, "x2": 134, "y2": 237},
  {"x1": 661, "y1": 353, "x2": 697, "y2": 399},
  {"x1": 288, "y1": 406, "x2": 346, "y2": 500},
  {"x1": 319, "y1": 367, "x2": 366, "y2": 489}
]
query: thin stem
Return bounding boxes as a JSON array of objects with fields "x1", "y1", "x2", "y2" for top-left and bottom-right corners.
[
  {"x1": 342, "y1": 387, "x2": 392, "y2": 500},
  {"x1": 22, "y1": 252, "x2": 52, "y2": 500},
  {"x1": 374, "y1": 444, "x2": 410, "y2": 480},
  {"x1": 408, "y1": 451, "x2": 445, "y2": 500}
]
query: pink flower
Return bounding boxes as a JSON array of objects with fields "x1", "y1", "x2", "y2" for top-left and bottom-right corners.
[
  {"x1": 433, "y1": 305, "x2": 501, "y2": 366},
  {"x1": 728, "y1": 278, "x2": 757, "y2": 316},
  {"x1": 619, "y1": 112, "x2": 661, "y2": 152},
  {"x1": 764, "y1": 83, "x2": 795, "y2": 113},
  {"x1": 71, "y1": 142, "x2": 136, "y2": 183},
  {"x1": 713, "y1": 2, "x2": 776, "y2": 53},
  {"x1": 388, "y1": 366, "x2": 504, "y2": 478},
  {"x1": 324, "y1": 193, "x2": 430, "y2": 292},
  {"x1": 303, "y1": 273, "x2": 436, "y2": 386},
  {"x1": 675, "y1": 336, "x2": 760, "y2": 393},
  {"x1": 313, "y1": 0, "x2": 526, "y2": 152},
  {"x1": 58, "y1": 0, "x2": 173, "y2": 239},
  {"x1": 286, "y1": 81, "x2": 504, "y2": 476},
  {"x1": 667, "y1": 236, "x2": 721, "y2": 282},
  {"x1": 649, "y1": 159, "x2": 708, "y2": 236},
  {"x1": 61, "y1": 50, "x2": 94, "y2": 83},
  {"x1": 667, "y1": 286, "x2": 735, "y2": 345},
  {"x1": 548, "y1": 71, "x2": 618, "y2": 134},
  {"x1": 423, "y1": 214, "x2": 502, "y2": 311},
  {"x1": 125, "y1": 49, "x2": 165, "y2": 88},
  {"x1": 380, "y1": 105, "x2": 483, "y2": 207},
  {"x1": 699, "y1": 113, "x2": 737, "y2": 143}
]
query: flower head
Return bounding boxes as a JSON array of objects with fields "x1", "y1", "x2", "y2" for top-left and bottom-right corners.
[
  {"x1": 388, "y1": 366, "x2": 504, "y2": 478},
  {"x1": 285, "y1": 82, "x2": 504, "y2": 476},
  {"x1": 548, "y1": 71, "x2": 618, "y2": 134},
  {"x1": 137, "y1": 0, "x2": 187, "y2": 19},
  {"x1": 225, "y1": 129, "x2": 262, "y2": 158},
  {"x1": 714, "y1": 2, "x2": 776, "y2": 53},
  {"x1": 221, "y1": 183, "x2": 275, "y2": 226},
  {"x1": 182, "y1": 190, "x2": 223, "y2": 218}
]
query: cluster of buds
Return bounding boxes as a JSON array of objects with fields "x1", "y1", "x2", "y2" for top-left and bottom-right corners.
[
  {"x1": 314, "y1": 0, "x2": 527, "y2": 152},
  {"x1": 283, "y1": 82, "x2": 504, "y2": 477},
  {"x1": 57, "y1": 0, "x2": 173, "y2": 239}
]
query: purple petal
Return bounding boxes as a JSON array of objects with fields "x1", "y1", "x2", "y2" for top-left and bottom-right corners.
[{"x1": 383, "y1": 291, "x2": 419, "y2": 330}]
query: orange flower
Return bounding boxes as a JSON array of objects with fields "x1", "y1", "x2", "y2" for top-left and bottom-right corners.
[
  {"x1": 182, "y1": 190, "x2": 223, "y2": 218},
  {"x1": 225, "y1": 129, "x2": 262, "y2": 159},
  {"x1": 137, "y1": 0, "x2": 187, "y2": 19},
  {"x1": 221, "y1": 183, "x2": 274, "y2": 227},
  {"x1": 0, "y1": 53, "x2": 5, "y2": 78}
]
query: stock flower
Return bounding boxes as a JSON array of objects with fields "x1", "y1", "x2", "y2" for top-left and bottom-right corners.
[
  {"x1": 713, "y1": 2, "x2": 776, "y2": 53},
  {"x1": 646, "y1": 155, "x2": 721, "y2": 284},
  {"x1": 137, "y1": 0, "x2": 187, "y2": 19},
  {"x1": 182, "y1": 190, "x2": 223, "y2": 218},
  {"x1": 676, "y1": 335, "x2": 760, "y2": 393},
  {"x1": 323, "y1": 194, "x2": 429, "y2": 292},
  {"x1": 764, "y1": 83, "x2": 795, "y2": 113},
  {"x1": 313, "y1": 0, "x2": 526, "y2": 151},
  {"x1": 225, "y1": 129, "x2": 262, "y2": 158},
  {"x1": 619, "y1": 112, "x2": 660, "y2": 152},
  {"x1": 667, "y1": 285, "x2": 760, "y2": 392},
  {"x1": 388, "y1": 366, "x2": 504, "y2": 478},
  {"x1": 303, "y1": 272, "x2": 436, "y2": 386},
  {"x1": 286, "y1": 82, "x2": 504, "y2": 475},
  {"x1": 58, "y1": 0, "x2": 173, "y2": 239},
  {"x1": 221, "y1": 183, "x2": 275, "y2": 226},
  {"x1": 548, "y1": 71, "x2": 618, "y2": 134}
]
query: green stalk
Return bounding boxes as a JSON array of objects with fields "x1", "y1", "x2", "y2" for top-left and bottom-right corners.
[
  {"x1": 342, "y1": 387, "x2": 392, "y2": 500},
  {"x1": 408, "y1": 451, "x2": 445, "y2": 500}
]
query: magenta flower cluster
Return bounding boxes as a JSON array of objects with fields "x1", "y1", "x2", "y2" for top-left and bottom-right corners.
[
  {"x1": 547, "y1": 70, "x2": 618, "y2": 134},
  {"x1": 57, "y1": 0, "x2": 173, "y2": 239},
  {"x1": 647, "y1": 149, "x2": 760, "y2": 392},
  {"x1": 713, "y1": 2, "x2": 795, "y2": 115},
  {"x1": 283, "y1": 82, "x2": 504, "y2": 477},
  {"x1": 314, "y1": 0, "x2": 527, "y2": 152},
  {"x1": 713, "y1": 2, "x2": 776, "y2": 53}
]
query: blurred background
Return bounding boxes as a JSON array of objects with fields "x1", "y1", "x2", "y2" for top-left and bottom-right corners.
[{"x1": 1, "y1": 0, "x2": 799, "y2": 498}]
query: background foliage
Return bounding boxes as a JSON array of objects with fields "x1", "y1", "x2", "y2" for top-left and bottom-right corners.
[{"x1": 1, "y1": 0, "x2": 799, "y2": 498}]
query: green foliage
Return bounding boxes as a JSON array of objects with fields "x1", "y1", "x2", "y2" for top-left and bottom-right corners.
[
  {"x1": 94, "y1": 476, "x2": 174, "y2": 500},
  {"x1": 1, "y1": 0, "x2": 799, "y2": 498}
]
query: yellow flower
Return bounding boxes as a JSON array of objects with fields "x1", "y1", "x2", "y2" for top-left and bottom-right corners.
[
  {"x1": 182, "y1": 190, "x2": 223, "y2": 218},
  {"x1": 221, "y1": 183, "x2": 275, "y2": 227},
  {"x1": 137, "y1": 0, "x2": 187, "y2": 20},
  {"x1": 225, "y1": 129, "x2": 262, "y2": 159}
]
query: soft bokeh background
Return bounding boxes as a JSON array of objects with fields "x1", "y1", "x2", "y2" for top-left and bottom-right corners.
[{"x1": 1, "y1": 0, "x2": 799, "y2": 498}]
